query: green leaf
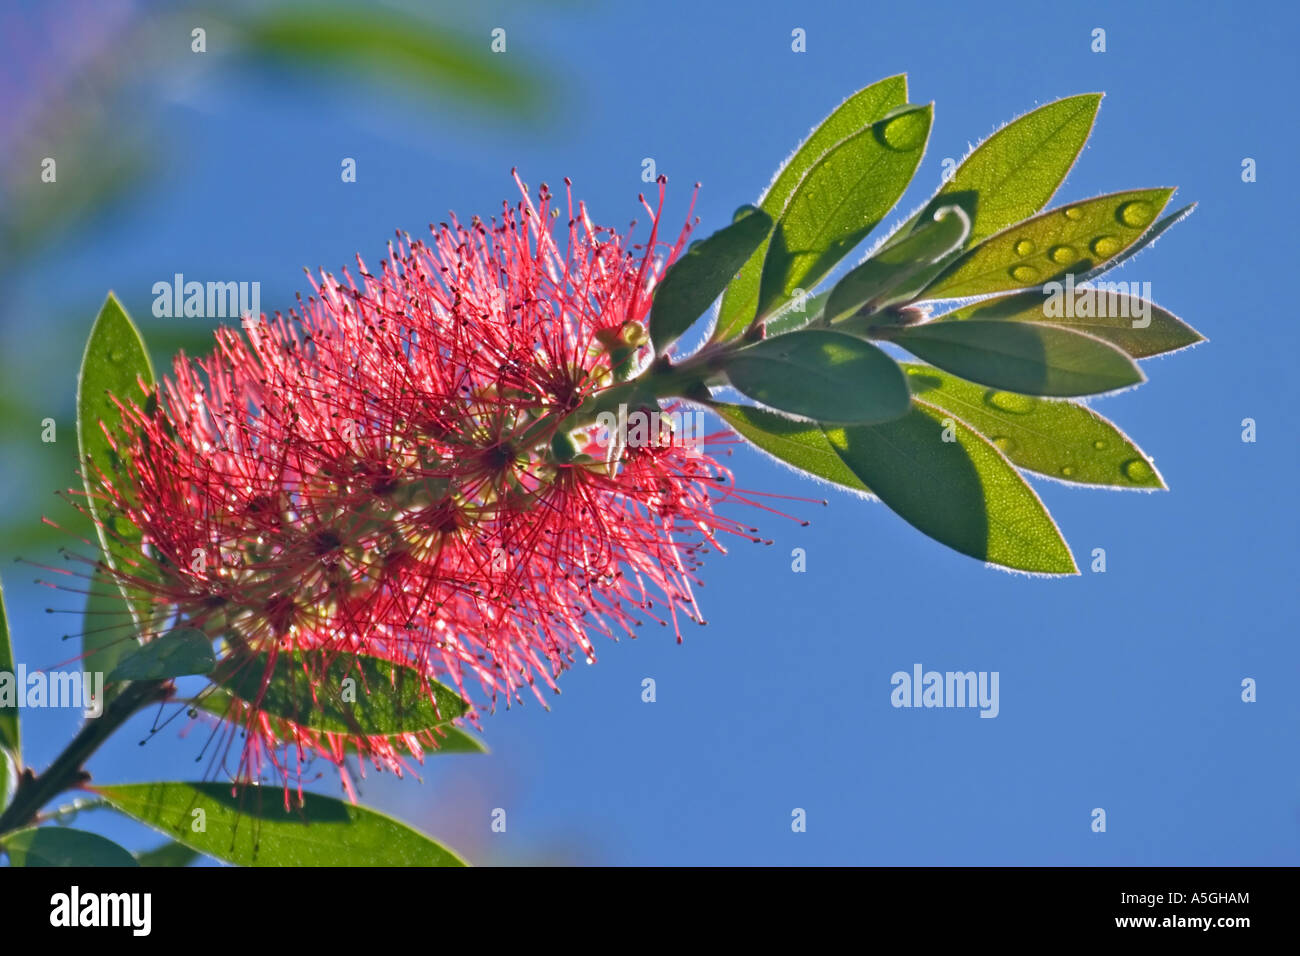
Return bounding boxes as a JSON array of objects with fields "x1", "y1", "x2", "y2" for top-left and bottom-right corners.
[
  {"x1": 764, "y1": 291, "x2": 829, "y2": 337},
  {"x1": 892, "y1": 320, "x2": 1143, "y2": 397},
  {"x1": 711, "y1": 402, "x2": 871, "y2": 492},
  {"x1": 97, "y1": 782, "x2": 464, "y2": 867},
  {"x1": 108, "y1": 628, "x2": 215, "y2": 682},
  {"x1": 216, "y1": 651, "x2": 468, "y2": 736},
  {"x1": 713, "y1": 75, "x2": 909, "y2": 341},
  {"x1": 237, "y1": 7, "x2": 545, "y2": 115},
  {"x1": 1, "y1": 827, "x2": 138, "y2": 867},
  {"x1": 825, "y1": 401, "x2": 1077, "y2": 574},
  {"x1": 902, "y1": 364, "x2": 1165, "y2": 489},
  {"x1": 134, "y1": 839, "x2": 201, "y2": 868},
  {"x1": 723, "y1": 330, "x2": 911, "y2": 424},
  {"x1": 0, "y1": 573, "x2": 17, "y2": 758},
  {"x1": 83, "y1": 565, "x2": 140, "y2": 704},
  {"x1": 1, "y1": 747, "x2": 15, "y2": 809},
  {"x1": 898, "y1": 93, "x2": 1102, "y2": 249},
  {"x1": 922, "y1": 188, "x2": 1175, "y2": 300},
  {"x1": 938, "y1": 288, "x2": 1203, "y2": 359},
  {"x1": 755, "y1": 103, "x2": 934, "y2": 321},
  {"x1": 650, "y1": 205, "x2": 773, "y2": 353},
  {"x1": 825, "y1": 205, "x2": 970, "y2": 323},
  {"x1": 77, "y1": 293, "x2": 156, "y2": 630}
]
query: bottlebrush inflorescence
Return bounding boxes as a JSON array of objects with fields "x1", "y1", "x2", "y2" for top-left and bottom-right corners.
[{"x1": 81, "y1": 174, "x2": 775, "y2": 792}]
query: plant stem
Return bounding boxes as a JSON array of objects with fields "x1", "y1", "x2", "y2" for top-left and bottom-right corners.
[{"x1": 0, "y1": 679, "x2": 168, "y2": 836}]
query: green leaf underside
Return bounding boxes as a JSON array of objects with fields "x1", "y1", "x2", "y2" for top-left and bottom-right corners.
[
  {"x1": 714, "y1": 75, "x2": 908, "y2": 341},
  {"x1": 764, "y1": 291, "x2": 829, "y2": 337},
  {"x1": 108, "y1": 628, "x2": 216, "y2": 682},
  {"x1": 937, "y1": 288, "x2": 1203, "y2": 359},
  {"x1": 650, "y1": 205, "x2": 772, "y2": 352},
  {"x1": 825, "y1": 401, "x2": 1077, "y2": 573},
  {"x1": 2, "y1": 827, "x2": 138, "y2": 867},
  {"x1": 712, "y1": 402, "x2": 870, "y2": 491},
  {"x1": 216, "y1": 651, "x2": 467, "y2": 736},
  {"x1": 724, "y1": 330, "x2": 911, "y2": 424},
  {"x1": 0, "y1": 574, "x2": 17, "y2": 756},
  {"x1": 83, "y1": 566, "x2": 140, "y2": 705},
  {"x1": 902, "y1": 364, "x2": 1164, "y2": 488},
  {"x1": 923, "y1": 187, "x2": 1175, "y2": 300},
  {"x1": 77, "y1": 294, "x2": 156, "y2": 629},
  {"x1": 903, "y1": 93, "x2": 1102, "y2": 248},
  {"x1": 715, "y1": 401, "x2": 1076, "y2": 573},
  {"x1": 893, "y1": 320, "x2": 1143, "y2": 397},
  {"x1": 97, "y1": 782, "x2": 464, "y2": 867},
  {"x1": 194, "y1": 688, "x2": 486, "y2": 756},
  {"x1": 825, "y1": 205, "x2": 970, "y2": 323},
  {"x1": 756, "y1": 103, "x2": 934, "y2": 320},
  {"x1": 134, "y1": 839, "x2": 201, "y2": 867}
]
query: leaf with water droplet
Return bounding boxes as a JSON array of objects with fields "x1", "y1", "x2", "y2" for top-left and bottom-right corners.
[
  {"x1": 892, "y1": 320, "x2": 1144, "y2": 396},
  {"x1": 754, "y1": 102, "x2": 933, "y2": 321},
  {"x1": 712, "y1": 75, "x2": 909, "y2": 342},
  {"x1": 1075, "y1": 202, "x2": 1198, "y2": 284},
  {"x1": 884, "y1": 93, "x2": 1102, "y2": 251},
  {"x1": 823, "y1": 205, "x2": 970, "y2": 323},
  {"x1": 936, "y1": 288, "x2": 1203, "y2": 358},
  {"x1": 920, "y1": 188, "x2": 1175, "y2": 299},
  {"x1": 722, "y1": 330, "x2": 911, "y2": 424},
  {"x1": 96, "y1": 782, "x2": 464, "y2": 866},
  {"x1": 650, "y1": 205, "x2": 773, "y2": 353},
  {"x1": 903, "y1": 364, "x2": 1165, "y2": 489},
  {"x1": 77, "y1": 293, "x2": 157, "y2": 631},
  {"x1": 823, "y1": 401, "x2": 1077, "y2": 574}
]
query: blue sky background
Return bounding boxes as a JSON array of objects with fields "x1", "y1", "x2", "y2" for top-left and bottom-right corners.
[{"x1": 1, "y1": 0, "x2": 1296, "y2": 864}]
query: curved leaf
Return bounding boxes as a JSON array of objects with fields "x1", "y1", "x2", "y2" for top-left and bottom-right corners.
[
  {"x1": 2, "y1": 827, "x2": 138, "y2": 867},
  {"x1": 923, "y1": 188, "x2": 1175, "y2": 300},
  {"x1": 825, "y1": 205, "x2": 970, "y2": 323},
  {"x1": 1076, "y1": 202, "x2": 1197, "y2": 284},
  {"x1": 903, "y1": 364, "x2": 1165, "y2": 489},
  {"x1": 764, "y1": 291, "x2": 829, "y2": 337},
  {"x1": 77, "y1": 293, "x2": 156, "y2": 629},
  {"x1": 938, "y1": 288, "x2": 1203, "y2": 359},
  {"x1": 755, "y1": 103, "x2": 934, "y2": 320},
  {"x1": 714, "y1": 75, "x2": 908, "y2": 340},
  {"x1": 96, "y1": 782, "x2": 464, "y2": 866},
  {"x1": 651, "y1": 205, "x2": 773, "y2": 353},
  {"x1": 216, "y1": 651, "x2": 467, "y2": 736},
  {"x1": 899, "y1": 93, "x2": 1102, "y2": 248},
  {"x1": 723, "y1": 330, "x2": 911, "y2": 424},
  {"x1": 892, "y1": 320, "x2": 1143, "y2": 396},
  {"x1": 825, "y1": 401, "x2": 1077, "y2": 574}
]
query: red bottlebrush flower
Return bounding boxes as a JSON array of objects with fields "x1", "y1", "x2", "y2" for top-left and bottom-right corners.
[{"x1": 81, "y1": 175, "x2": 775, "y2": 793}]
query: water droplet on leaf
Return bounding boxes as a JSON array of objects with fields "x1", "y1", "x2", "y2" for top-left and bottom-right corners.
[
  {"x1": 985, "y1": 390, "x2": 1035, "y2": 414},
  {"x1": 1009, "y1": 264, "x2": 1039, "y2": 284},
  {"x1": 1048, "y1": 244, "x2": 1077, "y2": 265},
  {"x1": 881, "y1": 111, "x2": 928, "y2": 150},
  {"x1": 1063, "y1": 207, "x2": 1084, "y2": 221},
  {"x1": 1060, "y1": 465, "x2": 1075, "y2": 477},
  {"x1": 1121, "y1": 457, "x2": 1153, "y2": 482},
  {"x1": 992, "y1": 435, "x2": 1018, "y2": 454},
  {"x1": 1013, "y1": 238, "x2": 1035, "y2": 256},
  {"x1": 1091, "y1": 235, "x2": 1122, "y2": 258},
  {"x1": 1117, "y1": 200, "x2": 1155, "y2": 228}
]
